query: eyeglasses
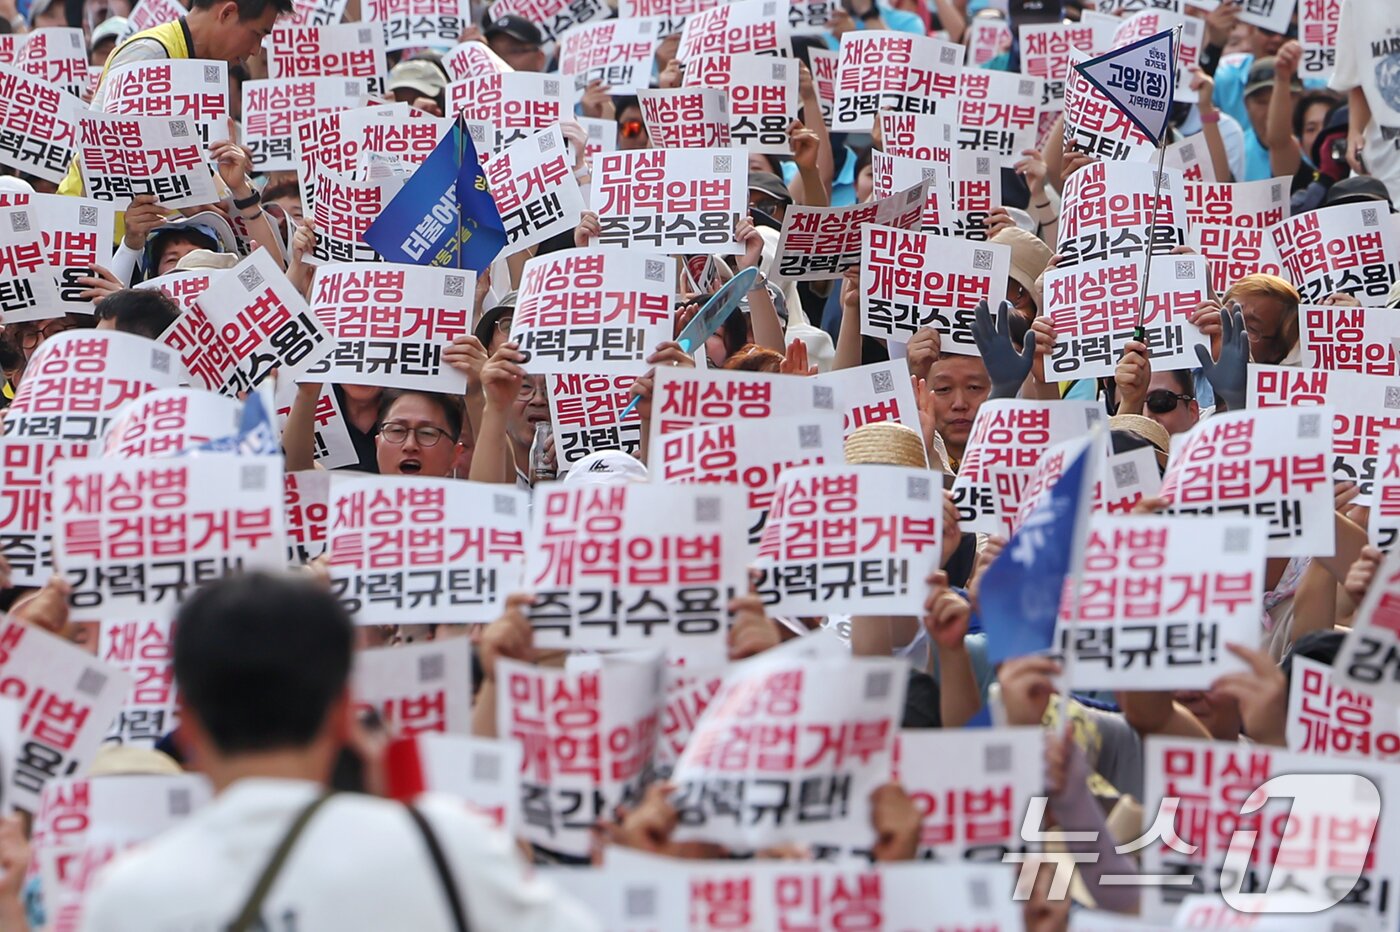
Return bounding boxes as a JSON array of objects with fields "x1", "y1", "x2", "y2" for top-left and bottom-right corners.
[
  {"x1": 379, "y1": 423, "x2": 451, "y2": 446},
  {"x1": 517, "y1": 377, "x2": 544, "y2": 400},
  {"x1": 620, "y1": 119, "x2": 645, "y2": 139},
  {"x1": 495, "y1": 316, "x2": 513, "y2": 334},
  {"x1": 1145, "y1": 390, "x2": 1194, "y2": 414},
  {"x1": 14, "y1": 320, "x2": 73, "y2": 351}
]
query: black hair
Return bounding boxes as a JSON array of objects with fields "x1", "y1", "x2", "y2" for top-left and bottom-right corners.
[
  {"x1": 261, "y1": 179, "x2": 301, "y2": 203},
  {"x1": 1164, "y1": 368, "x2": 1194, "y2": 397},
  {"x1": 1281, "y1": 630, "x2": 1346, "y2": 686},
  {"x1": 173, "y1": 572, "x2": 354, "y2": 754},
  {"x1": 149, "y1": 228, "x2": 218, "y2": 264},
  {"x1": 376, "y1": 389, "x2": 465, "y2": 441},
  {"x1": 1292, "y1": 89, "x2": 1341, "y2": 140},
  {"x1": 474, "y1": 305, "x2": 512, "y2": 349},
  {"x1": 95, "y1": 289, "x2": 181, "y2": 340},
  {"x1": 0, "y1": 331, "x2": 21, "y2": 372},
  {"x1": 190, "y1": 0, "x2": 294, "y2": 16}
]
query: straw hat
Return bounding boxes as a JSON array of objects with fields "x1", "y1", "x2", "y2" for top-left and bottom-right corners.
[
  {"x1": 844, "y1": 422, "x2": 929, "y2": 468},
  {"x1": 88, "y1": 743, "x2": 183, "y2": 776},
  {"x1": 991, "y1": 226, "x2": 1052, "y2": 315},
  {"x1": 1109, "y1": 414, "x2": 1172, "y2": 470}
]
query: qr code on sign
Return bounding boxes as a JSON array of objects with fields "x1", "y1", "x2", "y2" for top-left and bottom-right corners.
[
  {"x1": 493, "y1": 493, "x2": 517, "y2": 516},
  {"x1": 908, "y1": 476, "x2": 931, "y2": 501},
  {"x1": 864, "y1": 669, "x2": 893, "y2": 700},
  {"x1": 1174, "y1": 260, "x2": 1193, "y2": 280},
  {"x1": 799, "y1": 424, "x2": 822, "y2": 449},
  {"x1": 644, "y1": 259, "x2": 665, "y2": 282},
  {"x1": 358, "y1": 27, "x2": 372, "y2": 42},
  {"x1": 1112, "y1": 461, "x2": 1139, "y2": 488},
  {"x1": 151, "y1": 349, "x2": 171, "y2": 373},
  {"x1": 444, "y1": 275, "x2": 466, "y2": 298},
  {"x1": 713, "y1": 154, "x2": 732, "y2": 173},
  {"x1": 204, "y1": 64, "x2": 220, "y2": 82},
  {"x1": 472, "y1": 750, "x2": 501, "y2": 782},
  {"x1": 1386, "y1": 387, "x2": 1400, "y2": 410},
  {"x1": 772, "y1": 62, "x2": 787, "y2": 80},
  {"x1": 1364, "y1": 208, "x2": 1380, "y2": 227},
  {"x1": 76, "y1": 667, "x2": 107, "y2": 697},
  {"x1": 1019, "y1": 79, "x2": 1034, "y2": 97},
  {"x1": 544, "y1": 80, "x2": 559, "y2": 95},
  {"x1": 940, "y1": 46, "x2": 959, "y2": 65},
  {"x1": 973, "y1": 249, "x2": 994, "y2": 272},
  {"x1": 168, "y1": 119, "x2": 190, "y2": 137},
  {"x1": 813, "y1": 386, "x2": 834, "y2": 409},
  {"x1": 419, "y1": 653, "x2": 444, "y2": 682},
  {"x1": 696, "y1": 496, "x2": 720, "y2": 522},
  {"x1": 1223, "y1": 526, "x2": 1251, "y2": 553},
  {"x1": 625, "y1": 887, "x2": 657, "y2": 920},
  {"x1": 238, "y1": 266, "x2": 265, "y2": 291},
  {"x1": 538, "y1": 131, "x2": 556, "y2": 152},
  {"x1": 168, "y1": 788, "x2": 192, "y2": 816},
  {"x1": 984, "y1": 743, "x2": 1011, "y2": 773},
  {"x1": 1298, "y1": 413, "x2": 1322, "y2": 438},
  {"x1": 79, "y1": 206, "x2": 98, "y2": 226},
  {"x1": 872, "y1": 369, "x2": 894, "y2": 393},
  {"x1": 8, "y1": 212, "x2": 27, "y2": 232},
  {"x1": 976, "y1": 157, "x2": 990, "y2": 174},
  {"x1": 241, "y1": 463, "x2": 268, "y2": 490}
]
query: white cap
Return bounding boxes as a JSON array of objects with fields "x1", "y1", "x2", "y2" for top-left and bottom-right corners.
[
  {"x1": 563, "y1": 450, "x2": 648, "y2": 485},
  {"x1": 0, "y1": 176, "x2": 35, "y2": 194}
]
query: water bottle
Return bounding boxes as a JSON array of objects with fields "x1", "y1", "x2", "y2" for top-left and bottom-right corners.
[{"x1": 530, "y1": 421, "x2": 556, "y2": 484}]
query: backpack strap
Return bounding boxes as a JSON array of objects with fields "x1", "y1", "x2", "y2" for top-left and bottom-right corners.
[
  {"x1": 226, "y1": 791, "x2": 338, "y2": 932},
  {"x1": 404, "y1": 803, "x2": 471, "y2": 932}
]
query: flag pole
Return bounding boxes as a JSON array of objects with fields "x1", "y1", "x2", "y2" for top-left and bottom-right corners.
[
  {"x1": 1134, "y1": 24, "x2": 1185, "y2": 343},
  {"x1": 454, "y1": 116, "x2": 466, "y2": 273}
]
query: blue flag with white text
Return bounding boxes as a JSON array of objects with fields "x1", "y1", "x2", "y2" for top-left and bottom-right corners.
[
  {"x1": 1073, "y1": 27, "x2": 1177, "y2": 146},
  {"x1": 187, "y1": 391, "x2": 279, "y2": 456}
]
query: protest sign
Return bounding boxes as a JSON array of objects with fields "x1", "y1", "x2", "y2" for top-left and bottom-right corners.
[
  {"x1": 526, "y1": 483, "x2": 749, "y2": 662},
  {"x1": 648, "y1": 366, "x2": 837, "y2": 442},
  {"x1": 497, "y1": 653, "x2": 663, "y2": 857},
  {"x1": 558, "y1": 18, "x2": 660, "y2": 94},
  {"x1": 657, "y1": 413, "x2": 845, "y2": 547},
  {"x1": 242, "y1": 77, "x2": 367, "y2": 171},
  {"x1": 1299, "y1": 0, "x2": 1340, "y2": 78},
  {"x1": 832, "y1": 30, "x2": 962, "y2": 132},
  {"x1": 656, "y1": 665, "x2": 724, "y2": 776},
  {"x1": 1299, "y1": 305, "x2": 1400, "y2": 376},
  {"x1": 1164, "y1": 133, "x2": 1217, "y2": 182},
  {"x1": 312, "y1": 167, "x2": 404, "y2": 263},
  {"x1": 0, "y1": 439, "x2": 86, "y2": 587},
  {"x1": 1288, "y1": 655, "x2": 1400, "y2": 764},
  {"x1": 754, "y1": 464, "x2": 942, "y2": 615},
  {"x1": 954, "y1": 69, "x2": 1044, "y2": 165},
  {"x1": 100, "y1": 388, "x2": 242, "y2": 460},
  {"x1": 447, "y1": 72, "x2": 572, "y2": 148},
  {"x1": 1141, "y1": 736, "x2": 1399, "y2": 920},
  {"x1": 676, "y1": 0, "x2": 790, "y2": 62},
  {"x1": 967, "y1": 17, "x2": 1011, "y2": 65},
  {"x1": 99, "y1": 618, "x2": 178, "y2": 747},
  {"x1": 670, "y1": 652, "x2": 906, "y2": 850},
  {"x1": 0, "y1": 205, "x2": 60, "y2": 322},
  {"x1": 808, "y1": 46, "x2": 836, "y2": 126},
  {"x1": 878, "y1": 110, "x2": 956, "y2": 163},
  {"x1": 1186, "y1": 177, "x2": 1288, "y2": 296},
  {"x1": 786, "y1": 0, "x2": 835, "y2": 34},
  {"x1": 1058, "y1": 160, "x2": 1187, "y2": 268},
  {"x1": 0, "y1": 620, "x2": 133, "y2": 810},
  {"x1": 1014, "y1": 441, "x2": 1163, "y2": 531},
  {"x1": 489, "y1": 0, "x2": 609, "y2": 43},
  {"x1": 482, "y1": 123, "x2": 587, "y2": 254},
  {"x1": 99, "y1": 59, "x2": 230, "y2": 147},
  {"x1": 1062, "y1": 49, "x2": 1156, "y2": 161},
  {"x1": 306, "y1": 263, "x2": 473, "y2": 393},
  {"x1": 160, "y1": 248, "x2": 333, "y2": 395},
  {"x1": 1252, "y1": 365, "x2": 1400, "y2": 503},
  {"x1": 363, "y1": 0, "x2": 469, "y2": 50},
  {"x1": 548, "y1": 373, "x2": 644, "y2": 470},
  {"x1": 870, "y1": 149, "x2": 952, "y2": 236},
  {"x1": 0, "y1": 193, "x2": 116, "y2": 318},
  {"x1": 13, "y1": 28, "x2": 85, "y2": 98},
  {"x1": 509, "y1": 247, "x2": 674, "y2": 374},
  {"x1": 860, "y1": 224, "x2": 1009, "y2": 350},
  {"x1": 816, "y1": 360, "x2": 922, "y2": 439},
  {"x1": 594, "y1": 147, "x2": 746, "y2": 255},
  {"x1": 1057, "y1": 516, "x2": 1265, "y2": 690},
  {"x1": 1045, "y1": 253, "x2": 1210, "y2": 381},
  {"x1": 273, "y1": 380, "x2": 358, "y2": 470},
  {"x1": 284, "y1": 469, "x2": 330, "y2": 566},
  {"x1": 1271, "y1": 202, "x2": 1400, "y2": 304},
  {"x1": 1110, "y1": 10, "x2": 1203, "y2": 104},
  {"x1": 352, "y1": 637, "x2": 473, "y2": 735},
  {"x1": 617, "y1": 0, "x2": 722, "y2": 28},
  {"x1": 328, "y1": 477, "x2": 527, "y2": 624},
  {"x1": 77, "y1": 112, "x2": 219, "y2": 209},
  {"x1": 774, "y1": 180, "x2": 927, "y2": 280},
  {"x1": 951, "y1": 399, "x2": 1105, "y2": 535},
  {"x1": 267, "y1": 22, "x2": 387, "y2": 89},
  {"x1": 385, "y1": 733, "x2": 522, "y2": 831},
  {"x1": 123, "y1": 0, "x2": 187, "y2": 33},
  {"x1": 888, "y1": 727, "x2": 1043, "y2": 862},
  {"x1": 442, "y1": 40, "x2": 512, "y2": 81},
  {"x1": 1372, "y1": 430, "x2": 1400, "y2": 552},
  {"x1": 285, "y1": 0, "x2": 350, "y2": 25},
  {"x1": 1231, "y1": 0, "x2": 1297, "y2": 34},
  {"x1": 1159, "y1": 406, "x2": 1334, "y2": 557},
  {"x1": 683, "y1": 53, "x2": 799, "y2": 155},
  {"x1": 52, "y1": 454, "x2": 286, "y2": 621},
  {"x1": 294, "y1": 104, "x2": 447, "y2": 220},
  {"x1": 0, "y1": 63, "x2": 82, "y2": 184},
  {"x1": 1020, "y1": 20, "x2": 1106, "y2": 110},
  {"x1": 137, "y1": 268, "x2": 220, "y2": 312},
  {"x1": 638, "y1": 86, "x2": 731, "y2": 149},
  {"x1": 1335, "y1": 547, "x2": 1400, "y2": 706},
  {"x1": 3, "y1": 330, "x2": 182, "y2": 442},
  {"x1": 951, "y1": 149, "x2": 1001, "y2": 241}
]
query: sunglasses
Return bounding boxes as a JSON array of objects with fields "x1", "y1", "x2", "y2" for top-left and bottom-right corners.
[
  {"x1": 1145, "y1": 390, "x2": 1194, "y2": 414},
  {"x1": 620, "y1": 119, "x2": 645, "y2": 139}
]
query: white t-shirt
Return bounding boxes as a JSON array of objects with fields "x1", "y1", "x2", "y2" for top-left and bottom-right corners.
[
  {"x1": 79, "y1": 778, "x2": 601, "y2": 932},
  {"x1": 1331, "y1": 0, "x2": 1400, "y2": 202}
]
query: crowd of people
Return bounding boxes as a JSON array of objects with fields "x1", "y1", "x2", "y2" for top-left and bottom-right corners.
[{"x1": 0, "y1": 0, "x2": 1399, "y2": 928}]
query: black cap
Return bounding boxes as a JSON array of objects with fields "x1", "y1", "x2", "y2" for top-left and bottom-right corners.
[
  {"x1": 483, "y1": 13, "x2": 543, "y2": 46},
  {"x1": 748, "y1": 170, "x2": 793, "y2": 204},
  {"x1": 1324, "y1": 175, "x2": 1394, "y2": 210},
  {"x1": 1310, "y1": 103, "x2": 1349, "y2": 166}
]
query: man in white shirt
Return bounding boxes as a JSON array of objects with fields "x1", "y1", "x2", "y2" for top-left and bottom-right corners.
[
  {"x1": 1331, "y1": 0, "x2": 1400, "y2": 203},
  {"x1": 80, "y1": 572, "x2": 599, "y2": 932}
]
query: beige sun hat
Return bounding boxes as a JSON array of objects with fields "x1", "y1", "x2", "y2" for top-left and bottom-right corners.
[{"x1": 844, "y1": 422, "x2": 929, "y2": 468}]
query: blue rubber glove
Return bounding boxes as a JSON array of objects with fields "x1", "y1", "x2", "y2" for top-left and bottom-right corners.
[
  {"x1": 971, "y1": 298, "x2": 1035, "y2": 400},
  {"x1": 1194, "y1": 302, "x2": 1248, "y2": 412}
]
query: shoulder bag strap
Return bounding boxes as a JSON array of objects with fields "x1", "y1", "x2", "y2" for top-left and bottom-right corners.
[
  {"x1": 226, "y1": 791, "x2": 338, "y2": 932},
  {"x1": 404, "y1": 803, "x2": 471, "y2": 932}
]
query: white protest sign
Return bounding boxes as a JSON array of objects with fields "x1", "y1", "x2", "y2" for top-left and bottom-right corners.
[
  {"x1": 98, "y1": 617, "x2": 179, "y2": 747},
  {"x1": 0, "y1": 439, "x2": 86, "y2": 587},
  {"x1": 1299, "y1": 0, "x2": 1340, "y2": 79},
  {"x1": 328, "y1": 477, "x2": 528, "y2": 624},
  {"x1": 510, "y1": 247, "x2": 674, "y2": 374},
  {"x1": 870, "y1": 149, "x2": 952, "y2": 234},
  {"x1": 497, "y1": 653, "x2": 663, "y2": 857},
  {"x1": 1045, "y1": 253, "x2": 1210, "y2": 381},
  {"x1": 442, "y1": 40, "x2": 512, "y2": 81},
  {"x1": 1186, "y1": 177, "x2": 1289, "y2": 297},
  {"x1": 294, "y1": 104, "x2": 446, "y2": 220},
  {"x1": 774, "y1": 180, "x2": 927, "y2": 280},
  {"x1": 99, "y1": 58, "x2": 230, "y2": 147},
  {"x1": 1271, "y1": 202, "x2": 1400, "y2": 305},
  {"x1": 77, "y1": 112, "x2": 219, "y2": 209},
  {"x1": 1158, "y1": 406, "x2": 1335, "y2": 558},
  {"x1": 832, "y1": 30, "x2": 963, "y2": 132},
  {"x1": 558, "y1": 19, "x2": 658, "y2": 94},
  {"x1": 242, "y1": 77, "x2": 368, "y2": 171},
  {"x1": 3, "y1": 330, "x2": 181, "y2": 443},
  {"x1": 1058, "y1": 160, "x2": 1188, "y2": 268},
  {"x1": 594, "y1": 147, "x2": 746, "y2": 255},
  {"x1": 676, "y1": 0, "x2": 790, "y2": 62},
  {"x1": 488, "y1": 0, "x2": 610, "y2": 43},
  {"x1": 52, "y1": 454, "x2": 286, "y2": 622},
  {"x1": 670, "y1": 653, "x2": 907, "y2": 850},
  {"x1": 1372, "y1": 430, "x2": 1400, "y2": 552},
  {"x1": 808, "y1": 46, "x2": 837, "y2": 127},
  {"x1": 684, "y1": 52, "x2": 799, "y2": 155},
  {"x1": 649, "y1": 366, "x2": 839, "y2": 445},
  {"x1": 1299, "y1": 305, "x2": 1400, "y2": 376},
  {"x1": 954, "y1": 69, "x2": 1044, "y2": 166},
  {"x1": 284, "y1": 468, "x2": 330, "y2": 565},
  {"x1": 446, "y1": 72, "x2": 572, "y2": 148},
  {"x1": 527, "y1": 483, "x2": 749, "y2": 662},
  {"x1": 0, "y1": 205, "x2": 60, "y2": 322},
  {"x1": 267, "y1": 22, "x2": 388, "y2": 88},
  {"x1": 363, "y1": 0, "x2": 469, "y2": 50},
  {"x1": 1164, "y1": 133, "x2": 1217, "y2": 183},
  {"x1": 12, "y1": 28, "x2": 85, "y2": 98},
  {"x1": 0, "y1": 63, "x2": 82, "y2": 184},
  {"x1": 1014, "y1": 441, "x2": 1163, "y2": 530},
  {"x1": 815, "y1": 360, "x2": 922, "y2": 439},
  {"x1": 1288, "y1": 655, "x2": 1400, "y2": 764},
  {"x1": 305, "y1": 263, "x2": 473, "y2": 393},
  {"x1": 1021, "y1": 21, "x2": 1108, "y2": 111},
  {"x1": 309, "y1": 167, "x2": 402, "y2": 264},
  {"x1": 548, "y1": 372, "x2": 644, "y2": 469},
  {"x1": 1235, "y1": 0, "x2": 1297, "y2": 35},
  {"x1": 860, "y1": 223, "x2": 1009, "y2": 351},
  {"x1": 99, "y1": 388, "x2": 242, "y2": 459},
  {"x1": 274, "y1": 380, "x2": 358, "y2": 470},
  {"x1": 137, "y1": 268, "x2": 221, "y2": 312},
  {"x1": 122, "y1": 0, "x2": 186, "y2": 33},
  {"x1": 951, "y1": 148, "x2": 1002, "y2": 241},
  {"x1": 638, "y1": 86, "x2": 732, "y2": 149},
  {"x1": 352, "y1": 637, "x2": 473, "y2": 735},
  {"x1": 482, "y1": 123, "x2": 587, "y2": 254},
  {"x1": 387, "y1": 733, "x2": 522, "y2": 832},
  {"x1": 0, "y1": 193, "x2": 117, "y2": 318},
  {"x1": 1336, "y1": 547, "x2": 1400, "y2": 707}
]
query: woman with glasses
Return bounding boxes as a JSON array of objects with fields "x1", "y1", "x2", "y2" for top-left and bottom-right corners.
[{"x1": 374, "y1": 389, "x2": 466, "y2": 478}]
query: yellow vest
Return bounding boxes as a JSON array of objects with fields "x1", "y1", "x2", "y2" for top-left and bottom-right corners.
[{"x1": 57, "y1": 19, "x2": 192, "y2": 198}]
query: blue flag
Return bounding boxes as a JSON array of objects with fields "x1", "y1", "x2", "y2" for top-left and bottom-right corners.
[
  {"x1": 363, "y1": 121, "x2": 506, "y2": 272},
  {"x1": 1073, "y1": 27, "x2": 1177, "y2": 146},
  {"x1": 187, "y1": 391, "x2": 279, "y2": 456},
  {"x1": 980, "y1": 432, "x2": 1099, "y2": 666}
]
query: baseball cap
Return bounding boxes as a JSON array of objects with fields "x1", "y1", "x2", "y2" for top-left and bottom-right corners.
[
  {"x1": 1244, "y1": 57, "x2": 1302, "y2": 99},
  {"x1": 90, "y1": 16, "x2": 128, "y2": 52},
  {"x1": 749, "y1": 171, "x2": 793, "y2": 205},
  {"x1": 174, "y1": 248, "x2": 239, "y2": 271},
  {"x1": 564, "y1": 450, "x2": 649, "y2": 485},
  {"x1": 387, "y1": 58, "x2": 447, "y2": 98},
  {"x1": 484, "y1": 13, "x2": 544, "y2": 47},
  {"x1": 1324, "y1": 175, "x2": 1394, "y2": 209}
]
